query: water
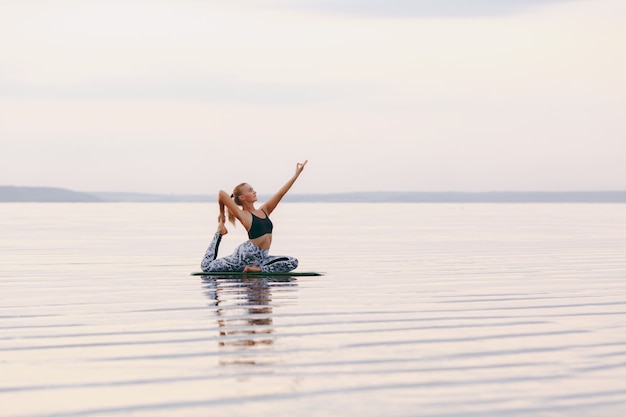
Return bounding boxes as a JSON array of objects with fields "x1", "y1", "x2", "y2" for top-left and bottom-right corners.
[{"x1": 1, "y1": 203, "x2": 626, "y2": 417}]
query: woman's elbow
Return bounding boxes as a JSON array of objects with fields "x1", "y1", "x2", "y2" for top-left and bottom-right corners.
[{"x1": 218, "y1": 190, "x2": 230, "y2": 202}]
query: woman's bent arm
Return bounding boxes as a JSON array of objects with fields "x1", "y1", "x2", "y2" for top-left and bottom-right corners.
[{"x1": 218, "y1": 190, "x2": 248, "y2": 227}]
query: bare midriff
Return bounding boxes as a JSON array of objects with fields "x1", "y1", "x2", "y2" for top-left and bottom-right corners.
[{"x1": 250, "y1": 234, "x2": 272, "y2": 251}]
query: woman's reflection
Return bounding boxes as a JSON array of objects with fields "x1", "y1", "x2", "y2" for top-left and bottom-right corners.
[{"x1": 203, "y1": 276, "x2": 297, "y2": 366}]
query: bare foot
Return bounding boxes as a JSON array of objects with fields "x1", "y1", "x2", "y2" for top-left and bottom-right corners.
[
  {"x1": 217, "y1": 221, "x2": 228, "y2": 236},
  {"x1": 243, "y1": 265, "x2": 261, "y2": 273}
]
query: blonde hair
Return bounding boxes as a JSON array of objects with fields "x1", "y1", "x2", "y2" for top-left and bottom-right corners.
[{"x1": 228, "y1": 183, "x2": 247, "y2": 226}]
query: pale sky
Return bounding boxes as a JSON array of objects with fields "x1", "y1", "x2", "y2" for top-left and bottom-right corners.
[{"x1": 1, "y1": 0, "x2": 624, "y2": 194}]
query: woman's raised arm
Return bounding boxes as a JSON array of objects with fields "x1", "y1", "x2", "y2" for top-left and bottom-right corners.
[{"x1": 262, "y1": 160, "x2": 308, "y2": 215}]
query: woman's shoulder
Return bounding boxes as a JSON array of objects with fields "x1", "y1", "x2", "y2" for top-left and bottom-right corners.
[{"x1": 257, "y1": 204, "x2": 273, "y2": 216}]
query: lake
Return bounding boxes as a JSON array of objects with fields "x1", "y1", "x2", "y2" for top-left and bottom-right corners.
[{"x1": 2, "y1": 203, "x2": 626, "y2": 417}]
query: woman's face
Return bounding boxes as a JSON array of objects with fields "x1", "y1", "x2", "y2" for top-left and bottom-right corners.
[{"x1": 238, "y1": 184, "x2": 257, "y2": 203}]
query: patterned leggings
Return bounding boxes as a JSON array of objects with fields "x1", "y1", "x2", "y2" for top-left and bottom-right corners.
[{"x1": 201, "y1": 233, "x2": 298, "y2": 273}]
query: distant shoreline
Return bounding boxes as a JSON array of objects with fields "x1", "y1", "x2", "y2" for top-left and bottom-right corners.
[{"x1": 2, "y1": 186, "x2": 626, "y2": 203}]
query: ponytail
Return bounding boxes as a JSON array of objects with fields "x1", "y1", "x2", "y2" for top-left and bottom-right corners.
[
  {"x1": 227, "y1": 208, "x2": 237, "y2": 226},
  {"x1": 228, "y1": 183, "x2": 246, "y2": 226},
  {"x1": 227, "y1": 194, "x2": 237, "y2": 226}
]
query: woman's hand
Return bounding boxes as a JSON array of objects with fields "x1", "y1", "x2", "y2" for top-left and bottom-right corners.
[{"x1": 295, "y1": 160, "x2": 308, "y2": 175}]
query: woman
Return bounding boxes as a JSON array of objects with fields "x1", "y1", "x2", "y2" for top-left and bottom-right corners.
[{"x1": 201, "y1": 160, "x2": 307, "y2": 273}]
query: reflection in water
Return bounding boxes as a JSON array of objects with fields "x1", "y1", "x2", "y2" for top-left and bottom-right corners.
[{"x1": 203, "y1": 277, "x2": 298, "y2": 366}]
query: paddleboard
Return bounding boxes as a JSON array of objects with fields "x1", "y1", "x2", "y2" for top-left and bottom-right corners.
[{"x1": 191, "y1": 271, "x2": 323, "y2": 277}]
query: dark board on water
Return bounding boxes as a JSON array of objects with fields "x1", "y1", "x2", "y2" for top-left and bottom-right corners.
[{"x1": 191, "y1": 271, "x2": 323, "y2": 277}]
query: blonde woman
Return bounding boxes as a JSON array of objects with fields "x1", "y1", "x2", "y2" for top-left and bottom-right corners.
[{"x1": 201, "y1": 160, "x2": 307, "y2": 273}]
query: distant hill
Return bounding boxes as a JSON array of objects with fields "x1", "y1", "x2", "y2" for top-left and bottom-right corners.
[
  {"x1": 1, "y1": 186, "x2": 625, "y2": 203},
  {"x1": 282, "y1": 191, "x2": 626, "y2": 203},
  {"x1": 0, "y1": 186, "x2": 102, "y2": 202},
  {"x1": 91, "y1": 191, "x2": 211, "y2": 203}
]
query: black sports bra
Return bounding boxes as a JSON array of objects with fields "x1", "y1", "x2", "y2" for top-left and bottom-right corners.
[{"x1": 248, "y1": 209, "x2": 273, "y2": 239}]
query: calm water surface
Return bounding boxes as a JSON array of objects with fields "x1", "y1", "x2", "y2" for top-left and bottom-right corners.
[{"x1": 1, "y1": 203, "x2": 626, "y2": 417}]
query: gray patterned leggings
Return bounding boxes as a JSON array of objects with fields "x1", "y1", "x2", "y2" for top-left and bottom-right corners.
[{"x1": 201, "y1": 233, "x2": 298, "y2": 273}]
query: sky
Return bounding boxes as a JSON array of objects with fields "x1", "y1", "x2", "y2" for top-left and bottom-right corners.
[{"x1": 1, "y1": 0, "x2": 624, "y2": 195}]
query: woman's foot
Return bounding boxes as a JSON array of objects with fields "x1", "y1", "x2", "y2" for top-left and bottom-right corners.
[
  {"x1": 243, "y1": 265, "x2": 261, "y2": 273},
  {"x1": 217, "y1": 221, "x2": 228, "y2": 236}
]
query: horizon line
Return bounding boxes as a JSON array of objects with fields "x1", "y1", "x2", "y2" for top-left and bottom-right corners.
[{"x1": 2, "y1": 186, "x2": 626, "y2": 203}]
